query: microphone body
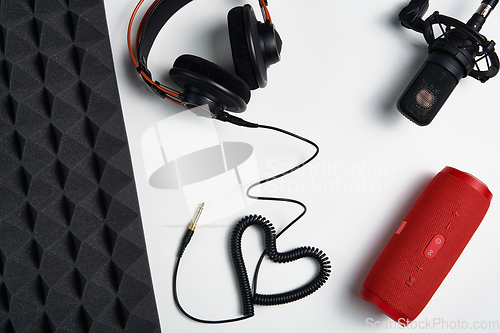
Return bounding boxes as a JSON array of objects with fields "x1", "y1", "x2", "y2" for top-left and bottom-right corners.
[
  {"x1": 360, "y1": 167, "x2": 492, "y2": 325},
  {"x1": 397, "y1": 0, "x2": 498, "y2": 126},
  {"x1": 397, "y1": 32, "x2": 477, "y2": 126}
]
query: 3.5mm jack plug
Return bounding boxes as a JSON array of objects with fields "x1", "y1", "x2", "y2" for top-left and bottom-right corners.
[{"x1": 178, "y1": 203, "x2": 205, "y2": 258}]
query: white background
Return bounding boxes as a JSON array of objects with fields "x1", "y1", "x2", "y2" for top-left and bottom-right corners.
[{"x1": 104, "y1": 0, "x2": 500, "y2": 332}]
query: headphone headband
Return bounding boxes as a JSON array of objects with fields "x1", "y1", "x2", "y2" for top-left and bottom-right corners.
[
  {"x1": 135, "y1": 0, "x2": 272, "y2": 71},
  {"x1": 137, "y1": 0, "x2": 193, "y2": 69}
]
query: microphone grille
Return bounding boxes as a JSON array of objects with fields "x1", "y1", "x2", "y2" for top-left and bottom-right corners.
[
  {"x1": 397, "y1": 62, "x2": 458, "y2": 126},
  {"x1": 415, "y1": 88, "x2": 436, "y2": 109}
]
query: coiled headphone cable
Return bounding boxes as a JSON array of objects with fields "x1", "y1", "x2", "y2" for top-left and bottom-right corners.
[{"x1": 173, "y1": 113, "x2": 331, "y2": 323}]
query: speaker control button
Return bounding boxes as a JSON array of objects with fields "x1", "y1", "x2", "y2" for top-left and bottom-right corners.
[
  {"x1": 405, "y1": 275, "x2": 417, "y2": 287},
  {"x1": 424, "y1": 234, "x2": 445, "y2": 259}
]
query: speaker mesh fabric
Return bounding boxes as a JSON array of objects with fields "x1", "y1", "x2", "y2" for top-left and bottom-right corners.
[
  {"x1": 0, "y1": 0, "x2": 161, "y2": 332},
  {"x1": 397, "y1": 62, "x2": 458, "y2": 126},
  {"x1": 362, "y1": 171, "x2": 491, "y2": 321}
]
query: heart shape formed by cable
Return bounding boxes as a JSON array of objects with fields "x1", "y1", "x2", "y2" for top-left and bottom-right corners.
[{"x1": 230, "y1": 215, "x2": 331, "y2": 317}]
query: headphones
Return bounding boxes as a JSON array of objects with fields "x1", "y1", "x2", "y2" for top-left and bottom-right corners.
[{"x1": 128, "y1": 0, "x2": 282, "y2": 119}]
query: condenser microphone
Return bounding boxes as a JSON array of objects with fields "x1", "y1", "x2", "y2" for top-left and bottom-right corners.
[
  {"x1": 360, "y1": 166, "x2": 492, "y2": 325},
  {"x1": 397, "y1": 0, "x2": 499, "y2": 126}
]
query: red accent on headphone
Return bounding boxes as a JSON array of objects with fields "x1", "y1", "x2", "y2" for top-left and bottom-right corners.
[{"x1": 127, "y1": 0, "x2": 181, "y2": 102}]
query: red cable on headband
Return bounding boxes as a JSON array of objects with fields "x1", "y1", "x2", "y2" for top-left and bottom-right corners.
[
  {"x1": 259, "y1": 0, "x2": 272, "y2": 23},
  {"x1": 127, "y1": 0, "x2": 182, "y2": 104},
  {"x1": 136, "y1": 0, "x2": 161, "y2": 53}
]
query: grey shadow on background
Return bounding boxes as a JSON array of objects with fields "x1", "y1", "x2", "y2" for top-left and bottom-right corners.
[{"x1": 378, "y1": 5, "x2": 430, "y2": 122}]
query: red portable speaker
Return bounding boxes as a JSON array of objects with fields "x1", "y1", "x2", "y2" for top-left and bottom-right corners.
[{"x1": 360, "y1": 166, "x2": 492, "y2": 326}]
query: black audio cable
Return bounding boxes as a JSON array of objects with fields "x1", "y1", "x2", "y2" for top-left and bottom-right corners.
[{"x1": 173, "y1": 112, "x2": 331, "y2": 324}]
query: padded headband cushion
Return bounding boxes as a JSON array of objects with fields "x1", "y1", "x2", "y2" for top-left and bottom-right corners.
[
  {"x1": 172, "y1": 54, "x2": 251, "y2": 104},
  {"x1": 227, "y1": 6, "x2": 259, "y2": 90}
]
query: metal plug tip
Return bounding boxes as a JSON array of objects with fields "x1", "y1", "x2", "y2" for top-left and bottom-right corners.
[{"x1": 188, "y1": 203, "x2": 205, "y2": 231}]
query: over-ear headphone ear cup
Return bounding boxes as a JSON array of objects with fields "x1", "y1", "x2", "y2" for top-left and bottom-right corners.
[
  {"x1": 172, "y1": 55, "x2": 251, "y2": 103},
  {"x1": 170, "y1": 55, "x2": 251, "y2": 113},
  {"x1": 228, "y1": 5, "x2": 282, "y2": 90},
  {"x1": 228, "y1": 6, "x2": 259, "y2": 90}
]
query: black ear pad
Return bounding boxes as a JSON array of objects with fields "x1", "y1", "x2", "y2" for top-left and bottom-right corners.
[
  {"x1": 170, "y1": 54, "x2": 251, "y2": 115},
  {"x1": 228, "y1": 6, "x2": 259, "y2": 90},
  {"x1": 228, "y1": 5, "x2": 282, "y2": 90}
]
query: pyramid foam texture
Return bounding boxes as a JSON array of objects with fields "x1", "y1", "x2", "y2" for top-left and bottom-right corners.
[{"x1": 0, "y1": 0, "x2": 161, "y2": 332}]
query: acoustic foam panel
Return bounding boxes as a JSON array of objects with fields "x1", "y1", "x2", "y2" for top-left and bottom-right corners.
[{"x1": 0, "y1": 0, "x2": 161, "y2": 332}]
